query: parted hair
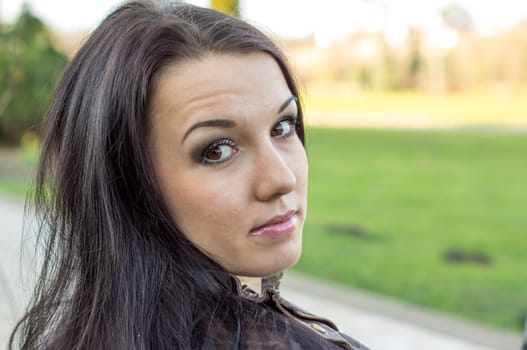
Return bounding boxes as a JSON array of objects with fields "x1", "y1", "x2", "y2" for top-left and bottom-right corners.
[{"x1": 7, "y1": 1, "x2": 321, "y2": 349}]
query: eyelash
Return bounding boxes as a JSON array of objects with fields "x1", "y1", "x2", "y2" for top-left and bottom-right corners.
[
  {"x1": 199, "y1": 115, "x2": 299, "y2": 166},
  {"x1": 274, "y1": 115, "x2": 298, "y2": 138},
  {"x1": 200, "y1": 139, "x2": 238, "y2": 165}
]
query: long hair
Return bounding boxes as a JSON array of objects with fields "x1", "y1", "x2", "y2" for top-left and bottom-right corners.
[{"x1": 10, "y1": 1, "x2": 311, "y2": 349}]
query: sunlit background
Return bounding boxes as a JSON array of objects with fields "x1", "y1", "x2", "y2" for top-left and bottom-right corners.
[
  {"x1": 1, "y1": 0, "x2": 526, "y2": 347},
  {"x1": 3, "y1": 0, "x2": 527, "y2": 38}
]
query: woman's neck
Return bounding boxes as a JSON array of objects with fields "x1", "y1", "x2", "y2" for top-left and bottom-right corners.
[{"x1": 236, "y1": 276, "x2": 262, "y2": 293}]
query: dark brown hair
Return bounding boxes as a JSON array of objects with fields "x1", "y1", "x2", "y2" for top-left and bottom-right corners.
[{"x1": 9, "y1": 1, "x2": 315, "y2": 349}]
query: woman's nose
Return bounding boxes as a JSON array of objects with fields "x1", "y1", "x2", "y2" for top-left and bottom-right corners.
[{"x1": 253, "y1": 145, "x2": 297, "y2": 202}]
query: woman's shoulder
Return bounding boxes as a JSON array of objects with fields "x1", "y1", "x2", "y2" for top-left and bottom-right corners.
[{"x1": 238, "y1": 284, "x2": 369, "y2": 350}]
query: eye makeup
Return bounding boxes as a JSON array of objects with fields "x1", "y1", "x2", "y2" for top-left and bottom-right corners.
[
  {"x1": 271, "y1": 115, "x2": 298, "y2": 138},
  {"x1": 189, "y1": 108, "x2": 299, "y2": 166},
  {"x1": 200, "y1": 138, "x2": 238, "y2": 165},
  {"x1": 191, "y1": 137, "x2": 234, "y2": 164}
]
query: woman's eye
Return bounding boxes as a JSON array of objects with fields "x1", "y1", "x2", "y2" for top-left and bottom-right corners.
[
  {"x1": 271, "y1": 117, "x2": 296, "y2": 138},
  {"x1": 201, "y1": 140, "x2": 237, "y2": 165}
]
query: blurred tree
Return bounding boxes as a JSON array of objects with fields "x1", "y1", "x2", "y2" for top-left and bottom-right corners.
[
  {"x1": 441, "y1": 3, "x2": 473, "y2": 32},
  {"x1": 210, "y1": 0, "x2": 240, "y2": 17},
  {"x1": 356, "y1": 65, "x2": 373, "y2": 89},
  {"x1": 403, "y1": 27, "x2": 424, "y2": 90},
  {"x1": 378, "y1": 37, "x2": 400, "y2": 90},
  {"x1": 0, "y1": 3, "x2": 67, "y2": 144}
]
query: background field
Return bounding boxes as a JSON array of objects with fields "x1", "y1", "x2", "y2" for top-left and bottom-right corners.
[
  {"x1": 295, "y1": 127, "x2": 527, "y2": 332},
  {"x1": 303, "y1": 87, "x2": 527, "y2": 130}
]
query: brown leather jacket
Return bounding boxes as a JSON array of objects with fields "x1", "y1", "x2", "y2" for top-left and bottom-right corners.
[{"x1": 238, "y1": 283, "x2": 369, "y2": 350}]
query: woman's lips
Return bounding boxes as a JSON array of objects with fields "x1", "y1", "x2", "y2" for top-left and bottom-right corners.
[{"x1": 250, "y1": 210, "x2": 297, "y2": 237}]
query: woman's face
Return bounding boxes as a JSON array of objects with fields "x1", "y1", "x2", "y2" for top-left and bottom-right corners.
[{"x1": 148, "y1": 52, "x2": 308, "y2": 277}]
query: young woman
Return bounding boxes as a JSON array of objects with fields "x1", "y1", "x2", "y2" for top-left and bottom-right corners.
[{"x1": 10, "y1": 1, "x2": 368, "y2": 349}]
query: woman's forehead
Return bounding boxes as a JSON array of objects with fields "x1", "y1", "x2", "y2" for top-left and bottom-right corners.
[{"x1": 148, "y1": 52, "x2": 294, "y2": 128}]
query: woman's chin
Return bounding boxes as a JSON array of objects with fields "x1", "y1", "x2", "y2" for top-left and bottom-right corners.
[{"x1": 240, "y1": 254, "x2": 302, "y2": 278}]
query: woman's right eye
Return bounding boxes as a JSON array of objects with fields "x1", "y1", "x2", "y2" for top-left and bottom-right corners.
[{"x1": 201, "y1": 139, "x2": 238, "y2": 165}]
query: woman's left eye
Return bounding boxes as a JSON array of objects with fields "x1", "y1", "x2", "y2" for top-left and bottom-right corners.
[{"x1": 271, "y1": 117, "x2": 297, "y2": 138}]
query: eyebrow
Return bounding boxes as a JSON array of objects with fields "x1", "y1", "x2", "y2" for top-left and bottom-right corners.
[
  {"x1": 278, "y1": 95, "x2": 297, "y2": 114},
  {"x1": 181, "y1": 95, "x2": 297, "y2": 144},
  {"x1": 182, "y1": 119, "x2": 236, "y2": 144}
]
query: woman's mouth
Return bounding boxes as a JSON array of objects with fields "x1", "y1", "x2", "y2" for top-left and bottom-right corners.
[{"x1": 249, "y1": 210, "x2": 297, "y2": 237}]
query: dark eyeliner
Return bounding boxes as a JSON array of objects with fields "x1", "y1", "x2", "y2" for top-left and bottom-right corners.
[
  {"x1": 277, "y1": 115, "x2": 298, "y2": 137},
  {"x1": 190, "y1": 139, "x2": 220, "y2": 163},
  {"x1": 199, "y1": 138, "x2": 236, "y2": 165}
]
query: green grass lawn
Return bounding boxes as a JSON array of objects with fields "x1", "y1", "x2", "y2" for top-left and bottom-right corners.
[
  {"x1": 0, "y1": 144, "x2": 37, "y2": 197},
  {"x1": 0, "y1": 178, "x2": 29, "y2": 197},
  {"x1": 296, "y1": 127, "x2": 527, "y2": 332}
]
